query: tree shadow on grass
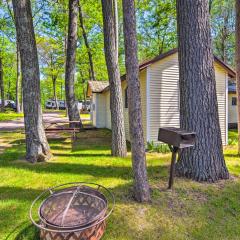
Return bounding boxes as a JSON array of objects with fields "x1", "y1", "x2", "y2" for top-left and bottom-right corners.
[
  {"x1": 53, "y1": 152, "x2": 112, "y2": 157},
  {"x1": 224, "y1": 153, "x2": 240, "y2": 158},
  {"x1": 0, "y1": 159, "x2": 169, "y2": 181},
  {"x1": 5, "y1": 222, "x2": 39, "y2": 240}
]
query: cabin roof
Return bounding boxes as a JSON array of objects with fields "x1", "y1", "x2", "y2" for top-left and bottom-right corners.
[{"x1": 87, "y1": 81, "x2": 109, "y2": 96}]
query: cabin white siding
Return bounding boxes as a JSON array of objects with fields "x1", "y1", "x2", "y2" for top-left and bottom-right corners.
[
  {"x1": 147, "y1": 54, "x2": 180, "y2": 143},
  {"x1": 93, "y1": 94, "x2": 106, "y2": 128},
  {"x1": 105, "y1": 91, "x2": 111, "y2": 129},
  {"x1": 91, "y1": 94, "x2": 97, "y2": 127},
  {"x1": 122, "y1": 70, "x2": 147, "y2": 142},
  {"x1": 147, "y1": 53, "x2": 227, "y2": 145},
  {"x1": 215, "y1": 63, "x2": 227, "y2": 145}
]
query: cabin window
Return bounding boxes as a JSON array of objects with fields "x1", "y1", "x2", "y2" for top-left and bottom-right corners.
[
  {"x1": 232, "y1": 97, "x2": 237, "y2": 106},
  {"x1": 125, "y1": 87, "x2": 128, "y2": 108}
]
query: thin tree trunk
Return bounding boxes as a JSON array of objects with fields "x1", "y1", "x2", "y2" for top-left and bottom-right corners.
[
  {"x1": 78, "y1": 2, "x2": 95, "y2": 81},
  {"x1": 16, "y1": 45, "x2": 21, "y2": 113},
  {"x1": 236, "y1": 0, "x2": 240, "y2": 154},
  {"x1": 122, "y1": 0, "x2": 151, "y2": 202},
  {"x1": 52, "y1": 76, "x2": 59, "y2": 110},
  {"x1": 12, "y1": 0, "x2": 51, "y2": 163},
  {"x1": 65, "y1": 0, "x2": 82, "y2": 127},
  {"x1": 101, "y1": 0, "x2": 127, "y2": 157},
  {"x1": 175, "y1": 0, "x2": 229, "y2": 181},
  {"x1": 6, "y1": 0, "x2": 21, "y2": 112},
  {"x1": 7, "y1": 79, "x2": 11, "y2": 100},
  {"x1": 0, "y1": 56, "x2": 4, "y2": 112}
]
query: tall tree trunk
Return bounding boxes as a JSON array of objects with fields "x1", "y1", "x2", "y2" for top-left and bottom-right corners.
[
  {"x1": 16, "y1": 45, "x2": 21, "y2": 113},
  {"x1": 7, "y1": 78, "x2": 11, "y2": 99},
  {"x1": 65, "y1": 0, "x2": 82, "y2": 127},
  {"x1": 0, "y1": 56, "x2": 4, "y2": 112},
  {"x1": 101, "y1": 0, "x2": 127, "y2": 157},
  {"x1": 175, "y1": 0, "x2": 229, "y2": 181},
  {"x1": 79, "y1": 2, "x2": 95, "y2": 81},
  {"x1": 236, "y1": 0, "x2": 240, "y2": 154},
  {"x1": 12, "y1": 0, "x2": 51, "y2": 163},
  {"x1": 122, "y1": 0, "x2": 150, "y2": 202},
  {"x1": 52, "y1": 76, "x2": 59, "y2": 110},
  {"x1": 6, "y1": 0, "x2": 20, "y2": 112}
]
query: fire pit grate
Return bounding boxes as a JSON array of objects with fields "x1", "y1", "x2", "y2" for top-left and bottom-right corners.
[{"x1": 30, "y1": 182, "x2": 115, "y2": 240}]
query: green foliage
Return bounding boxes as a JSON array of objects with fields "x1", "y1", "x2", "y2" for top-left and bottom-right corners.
[
  {"x1": 228, "y1": 129, "x2": 238, "y2": 145},
  {"x1": 211, "y1": 0, "x2": 235, "y2": 65},
  {"x1": 137, "y1": 0, "x2": 177, "y2": 60},
  {"x1": 147, "y1": 141, "x2": 170, "y2": 153},
  {"x1": 0, "y1": 0, "x2": 237, "y2": 108}
]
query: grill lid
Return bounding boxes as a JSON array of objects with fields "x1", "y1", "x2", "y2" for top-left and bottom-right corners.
[{"x1": 39, "y1": 185, "x2": 107, "y2": 228}]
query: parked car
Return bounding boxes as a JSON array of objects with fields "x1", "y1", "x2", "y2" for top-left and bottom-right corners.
[
  {"x1": 45, "y1": 100, "x2": 66, "y2": 110},
  {"x1": 82, "y1": 100, "x2": 91, "y2": 112},
  {"x1": 0, "y1": 99, "x2": 16, "y2": 110},
  {"x1": 58, "y1": 100, "x2": 66, "y2": 110},
  {"x1": 6, "y1": 100, "x2": 16, "y2": 110}
]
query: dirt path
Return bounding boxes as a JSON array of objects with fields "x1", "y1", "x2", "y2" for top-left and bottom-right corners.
[{"x1": 0, "y1": 112, "x2": 70, "y2": 131}]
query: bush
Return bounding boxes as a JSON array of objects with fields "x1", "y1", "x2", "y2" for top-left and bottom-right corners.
[{"x1": 146, "y1": 141, "x2": 170, "y2": 153}]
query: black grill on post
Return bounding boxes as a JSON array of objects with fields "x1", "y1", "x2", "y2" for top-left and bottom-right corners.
[{"x1": 158, "y1": 127, "x2": 196, "y2": 189}]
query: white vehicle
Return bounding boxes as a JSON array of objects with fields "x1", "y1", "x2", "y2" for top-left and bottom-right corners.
[
  {"x1": 0, "y1": 99, "x2": 16, "y2": 109},
  {"x1": 45, "y1": 100, "x2": 66, "y2": 110}
]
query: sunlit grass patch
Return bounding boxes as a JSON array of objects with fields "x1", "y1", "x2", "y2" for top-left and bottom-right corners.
[{"x1": 0, "y1": 110, "x2": 23, "y2": 121}]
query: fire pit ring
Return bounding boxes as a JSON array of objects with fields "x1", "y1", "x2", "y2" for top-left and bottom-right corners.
[{"x1": 30, "y1": 182, "x2": 115, "y2": 240}]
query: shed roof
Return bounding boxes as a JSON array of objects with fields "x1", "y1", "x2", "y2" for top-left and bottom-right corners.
[
  {"x1": 137, "y1": 48, "x2": 236, "y2": 78},
  {"x1": 87, "y1": 81, "x2": 109, "y2": 96}
]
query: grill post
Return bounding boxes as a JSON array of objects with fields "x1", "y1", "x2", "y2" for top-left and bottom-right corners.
[
  {"x1": 158, "y1": 127, "x2": 196, "y2": 189},
  {"x1": 168, "y1": 146, "x2": 179, "y2": 189}
]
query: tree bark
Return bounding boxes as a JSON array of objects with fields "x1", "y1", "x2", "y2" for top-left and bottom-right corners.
[
  {"x1": 236, "y1": 0, "x2": 240, "y2": 154},
  {"x1": 78, "y1": 2, "x2": 95, "y2": 81},
  {"x1": 6, "y1": 0, "x2": 21, "y2": 113},
  {"x1": 0, "y1": 56, "x2": 4, "y2": 112},
  {"x1": 52, "y1": 76, "x2": 59, "y2": 110},
  {"x1": 65, "y1": 0, "x2": 82, "y2": 127},
  {"x1": 12, "y1": 0, "x2": 51, "y2": 163},
  {"x1": 122, "y1": 0, "x2": 151, "y2": 202},
  {"x1": 101, "y1": 0, "x2": 127, "y2": 157},
  {"x1": 175, "y1": 0, "x2": 229, "y2": 181},
  {"x1": 16, "y1": 45, "x2": 21, "y2": 113}
]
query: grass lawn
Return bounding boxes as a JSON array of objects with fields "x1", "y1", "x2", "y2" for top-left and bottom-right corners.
[
  {"x1": 0, "y1": 110, "x2": 23, "y2": 122},
  {"x1": 0, "y1": 130, "x2": 239, "y2": 240},
  {"x1": 80, "y1": 113, "x2": 90, "y2": 119}
]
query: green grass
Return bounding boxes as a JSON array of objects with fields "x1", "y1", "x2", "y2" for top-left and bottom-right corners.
[
  {"x1": 228, "y1": 129, "x2": 238, "y2": 145},
  {"x1": 80, "y1": 113, "x2": 90, "y2": 119},
  {"x1": 0, "y1": 130, "x2": 239, "y2": 240},
  {"x1": 0, "y1": 110, "x2": 23, "y2": 122}
]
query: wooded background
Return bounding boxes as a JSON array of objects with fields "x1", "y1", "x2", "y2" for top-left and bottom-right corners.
[{"x1": 0, "y1": 0, "x2": 235, "y2": 105}]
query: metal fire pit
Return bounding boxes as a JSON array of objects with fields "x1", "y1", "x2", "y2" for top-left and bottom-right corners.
[
  {"x1": 158, "y1": 127, "x2": 196, "y2": 189},
  {"x1": 30, "y1": 182, "x2": 115, "y2": 240}
]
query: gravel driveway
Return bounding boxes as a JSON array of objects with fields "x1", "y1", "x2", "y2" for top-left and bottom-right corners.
[{"x1": 0, "y1": 112, "x2": 69, "y2": 131}]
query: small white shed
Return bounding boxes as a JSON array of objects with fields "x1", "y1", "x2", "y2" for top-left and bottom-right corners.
[{"x1": 87, "y1": 49, "x2": 236, "y2": 145}]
